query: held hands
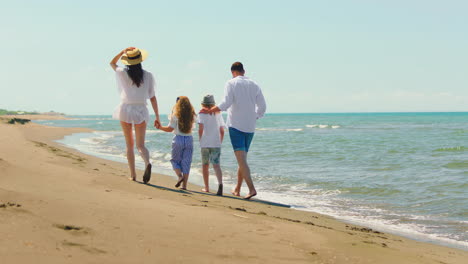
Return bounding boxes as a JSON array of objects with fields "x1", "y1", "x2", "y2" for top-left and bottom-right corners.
[{"x1": 154, "y1": 119, "x2": 161, "y2": 129}]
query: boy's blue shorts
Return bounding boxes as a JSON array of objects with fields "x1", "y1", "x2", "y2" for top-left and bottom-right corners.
[{"x1": 229, "y1": 127, "x2": 254, "y2": 152}]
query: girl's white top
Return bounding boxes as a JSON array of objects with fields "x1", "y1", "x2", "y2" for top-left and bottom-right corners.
[
  {"x1": 112, "y1": 66, "x2": 156, "y2": 124},
  {"x1": 168, "y1": 114, "x2": 196, "y2": 136}
]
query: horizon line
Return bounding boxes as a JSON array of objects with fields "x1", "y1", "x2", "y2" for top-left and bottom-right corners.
[{"x1": 61, "y1": 111, "x2": 468, "y2": 116}]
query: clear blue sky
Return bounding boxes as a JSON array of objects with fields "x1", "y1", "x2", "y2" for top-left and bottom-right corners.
[{"x1": 1, "y1": 0, "x2": 467, "y2": 114}]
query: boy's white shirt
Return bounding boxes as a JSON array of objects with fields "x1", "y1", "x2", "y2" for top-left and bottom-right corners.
[{"x1": 198, "y1": 113, "x2": 225, "y2": 148}]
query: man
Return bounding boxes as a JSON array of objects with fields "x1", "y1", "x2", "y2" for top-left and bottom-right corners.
[{"x1": 201, "y1": 62, "x2": 266, "y2": 199}]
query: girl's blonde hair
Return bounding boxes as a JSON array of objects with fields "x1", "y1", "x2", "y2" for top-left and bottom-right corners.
[{"x1": 173, "y1": 96, "x2": 196, "y2": 134}]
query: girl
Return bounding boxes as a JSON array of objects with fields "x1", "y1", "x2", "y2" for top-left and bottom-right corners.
[
  {"x1": 158, "y1": 96, "x2": 196, "y2": 190},
  {"x1": 109, "y1": 47, "x2": 161, "y2": 183}
]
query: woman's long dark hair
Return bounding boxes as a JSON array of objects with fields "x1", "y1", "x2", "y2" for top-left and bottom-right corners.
[{"x1": 126, "y1": 63, "x2": 144, "y2": 87}]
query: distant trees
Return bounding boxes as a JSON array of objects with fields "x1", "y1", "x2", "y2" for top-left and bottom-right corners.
[
  {"x1": 0, "y1": 109, "x2": 64, "y2": 115},
  {"x1": 0, "y1": 109, "x2": 39, "y2": 115}
]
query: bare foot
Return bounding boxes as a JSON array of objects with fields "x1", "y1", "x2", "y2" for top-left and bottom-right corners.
[
  {"x1": 244, "y1": 192, "x2": 257, "y2": 200},
  {"x1": 231, "y1": 190, "x2": 240, "y2": 197},
  {"x1": 216, "y1": 184, "x2": 223, "y2": 196},
  {"x1": 175, "y1": 175, "x2": 184, "y2": 188},
  {"x1": 201, "y1": 188, "x2": 209, "y2": 193},
  {"x1": 128, "y1": 176, "x2": 136, "y2": 181},
  {"x1": 143, "y1": 163, "x2": 152, "y2": 184},
  {"x1": 180, "y1": 187, "x2": 187, "y2": 190}
]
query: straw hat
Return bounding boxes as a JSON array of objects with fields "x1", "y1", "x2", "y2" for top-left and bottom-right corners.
[{"x1": 121, "y1": 48, "x2": 148, "y2": 65}]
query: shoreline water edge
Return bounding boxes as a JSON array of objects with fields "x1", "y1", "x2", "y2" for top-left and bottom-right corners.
[
  {"x1": 1, "y1": 117, "x2": 467, "y2": 263},
  {"x1": 33, "y1": 113, "x2": 468, "y2": 251}
]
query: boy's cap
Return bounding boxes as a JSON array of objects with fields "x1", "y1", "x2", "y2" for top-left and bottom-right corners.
[{"x1": 201, "y1": 94, "x2": 215, "y2": 105}]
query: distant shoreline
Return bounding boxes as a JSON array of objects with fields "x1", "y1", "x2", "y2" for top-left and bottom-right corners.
[
  {"x1": 0, "y1": 114, "x2": 70, "y2": 120},
  {"x1": 55, "y1": 111, "x2": 468, "y2": 116}
]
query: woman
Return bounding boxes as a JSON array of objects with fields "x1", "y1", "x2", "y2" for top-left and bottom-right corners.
[{"x1": 109, "y1": 47, "x2": 161, "y2": 183}]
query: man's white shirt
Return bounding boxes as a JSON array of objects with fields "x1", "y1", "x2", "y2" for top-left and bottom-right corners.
[{"x1": 218, "y1": 76, "x2": 266, "y2": 133}]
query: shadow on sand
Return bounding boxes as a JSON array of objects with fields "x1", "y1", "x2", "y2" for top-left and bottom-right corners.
[{"x1": 138, "y1": 180, "x2": 290, "y2": 208}]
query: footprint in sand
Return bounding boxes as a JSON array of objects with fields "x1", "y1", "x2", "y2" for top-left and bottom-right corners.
[
  {"x1": 54, "y1": 224, "x2": 91, "y2": 236},
  {"x1": 61, "y1": 240, "x2": 106, "y2": 254},
  {"x1": 0, "y1": 202, "x2": 22, "y2": 208},
  {"x1": 0, "y1": 158, "x2": 9, "y2": 168}
]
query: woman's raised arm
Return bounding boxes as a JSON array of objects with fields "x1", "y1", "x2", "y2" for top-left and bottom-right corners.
[{"x1": 109, "y1": 47, "x2": 135, "y2": 71}]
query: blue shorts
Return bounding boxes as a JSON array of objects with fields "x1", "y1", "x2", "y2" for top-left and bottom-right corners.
[{"x1": 229, "y1": 127, "x2": 254, "y2": 152}]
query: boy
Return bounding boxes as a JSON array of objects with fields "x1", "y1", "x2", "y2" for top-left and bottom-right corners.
[{"x1": 198, "y1": 94, "x2": 225, "y2": 195}]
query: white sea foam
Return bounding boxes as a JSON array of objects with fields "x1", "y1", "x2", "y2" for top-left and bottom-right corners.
[
  {"x1": 78, "y1": 131, "x2": 117, "y2": 144},
  {"x1": 257, "y1": 186, "x2": 468, "y2": 250},
  {"x1": 256, "y1": 128, "x2": 303, "y2": 132},
  {"x1": 147, "y1": 130, "x2": 165, "y2": 134},
  {"x1": 70, "y1": 117, "x2": 114, "y2": 120},
  {"x1": 306, "y1": 124, "x2": 340, "y2": 129},
  {"x1": 91, "y1": 131, "x2": 121, "y2": 137}
]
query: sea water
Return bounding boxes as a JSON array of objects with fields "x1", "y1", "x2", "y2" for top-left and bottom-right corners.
[{"x1": 35, "y1": 112, "x2": 468, "y2": 250}]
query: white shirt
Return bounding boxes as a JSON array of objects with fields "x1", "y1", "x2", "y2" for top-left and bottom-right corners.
[
  {"x1": 115, "y1": 67, "x2": 155, "y2": 104},
  {"x1": 218, "y1": 76, "x2": 266, "y2": 133},
  {"x1": 198, "y1": 113, "x2": 225, "y2": 148},
  {"x1": 168, "y1": 115, "x2": 195, "y2": 136}
]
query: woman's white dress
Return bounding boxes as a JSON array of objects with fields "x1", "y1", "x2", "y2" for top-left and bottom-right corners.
[{"x1": 112, "y1": 67, "x2": 156, "y2": 124}]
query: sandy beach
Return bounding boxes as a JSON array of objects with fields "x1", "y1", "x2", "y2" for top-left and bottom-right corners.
[{"x1": 0, "y1": 118, "x2": 466, "y2": 264}]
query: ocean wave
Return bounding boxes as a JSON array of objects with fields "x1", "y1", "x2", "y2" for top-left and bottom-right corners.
[
  {"x1": 69, "y1": 117, "x2": 115, "y2": 120},
  {"x1": 258, "y1": 185, "x2": 468, "y2": 250},
  {"x1": 146, "y1": 130, "x2": 165, "y2": 134},
  {"x1": 367, "y1": 165, "x2": 402, "y2": 171},
  {"x1": 443, "y1": 161, "x2": 468, "y2": 169},
  {"x1": 289, "y1": 197, "x2": 468, "y2": 250},
  {"x1": 434, "y1": 146, "x2": 467, "y2": 152},
  {"x1": 256, "y1": 128, "x2": 303, "y2": 132},
  {"x1": 452, "y1": 129, "x2": 468, "y2": 135},
  {"x1": 306, "y1": 124, "x2": 340, "y2": 129},
  {"x1": 271, "y1": 184, "x2": 342, "y2": 196},
  {"x1": 341, "y1": 186, "x2": 402, "y2": 196},
  {"x1": 91, "y1": 131, "x2": 121, "y2": 136},
  {"x1": 78, "y1": 131, "x2": 119, "y2": 144}
]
